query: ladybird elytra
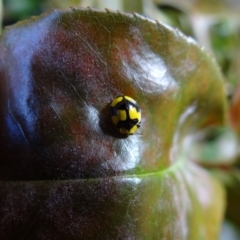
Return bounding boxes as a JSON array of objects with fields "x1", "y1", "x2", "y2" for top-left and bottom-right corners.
[
  {"x1": 110, "y1": 95, "x2": 141, "y2": 135},
  {"x1": 118, "y1": 110, "x2": 127, "y2": 121},
  {"x1": 110, "y1": 96, "x2": 123, "y2": 107},
  {"x1": 129, "y1": 106, "x2": 141, "y2": 120},
  {"x1": 111, "y1": 115, "x2": 118, "y2": 126}
]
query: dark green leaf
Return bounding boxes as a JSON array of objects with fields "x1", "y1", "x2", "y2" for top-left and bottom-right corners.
[{"x1": 0, "y1": 8, "x2": 227, "y2": 239}]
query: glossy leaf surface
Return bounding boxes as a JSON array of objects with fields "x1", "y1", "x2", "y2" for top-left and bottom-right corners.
[
  {"x1": 0, "y1": 8, "x2": 226, "y2": 239},
  {"x1": 0, "y1": 161, "x2": 224, "y2": 239}
]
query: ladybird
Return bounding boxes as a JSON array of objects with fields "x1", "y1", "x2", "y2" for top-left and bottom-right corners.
[{"x1": 110, "y1": 95, "x2": 141, "y2": 135}]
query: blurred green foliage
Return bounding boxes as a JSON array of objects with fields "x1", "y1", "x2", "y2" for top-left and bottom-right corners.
[{"x1": 3, "y1": 0, "x2": 43, "y2": 26}]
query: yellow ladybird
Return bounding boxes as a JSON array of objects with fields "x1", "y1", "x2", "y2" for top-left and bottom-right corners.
[{"x1": 110, "y1": 95, "x2": 141, "y2": 135}]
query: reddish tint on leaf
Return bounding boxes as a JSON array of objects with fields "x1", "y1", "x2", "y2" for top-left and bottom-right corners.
[
  {"x1": 0, "y1": 8, "x2": 226, "y2": 181},
  {"x1": 230, "y1": 82, "x2": 240, "y2": 135}
]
